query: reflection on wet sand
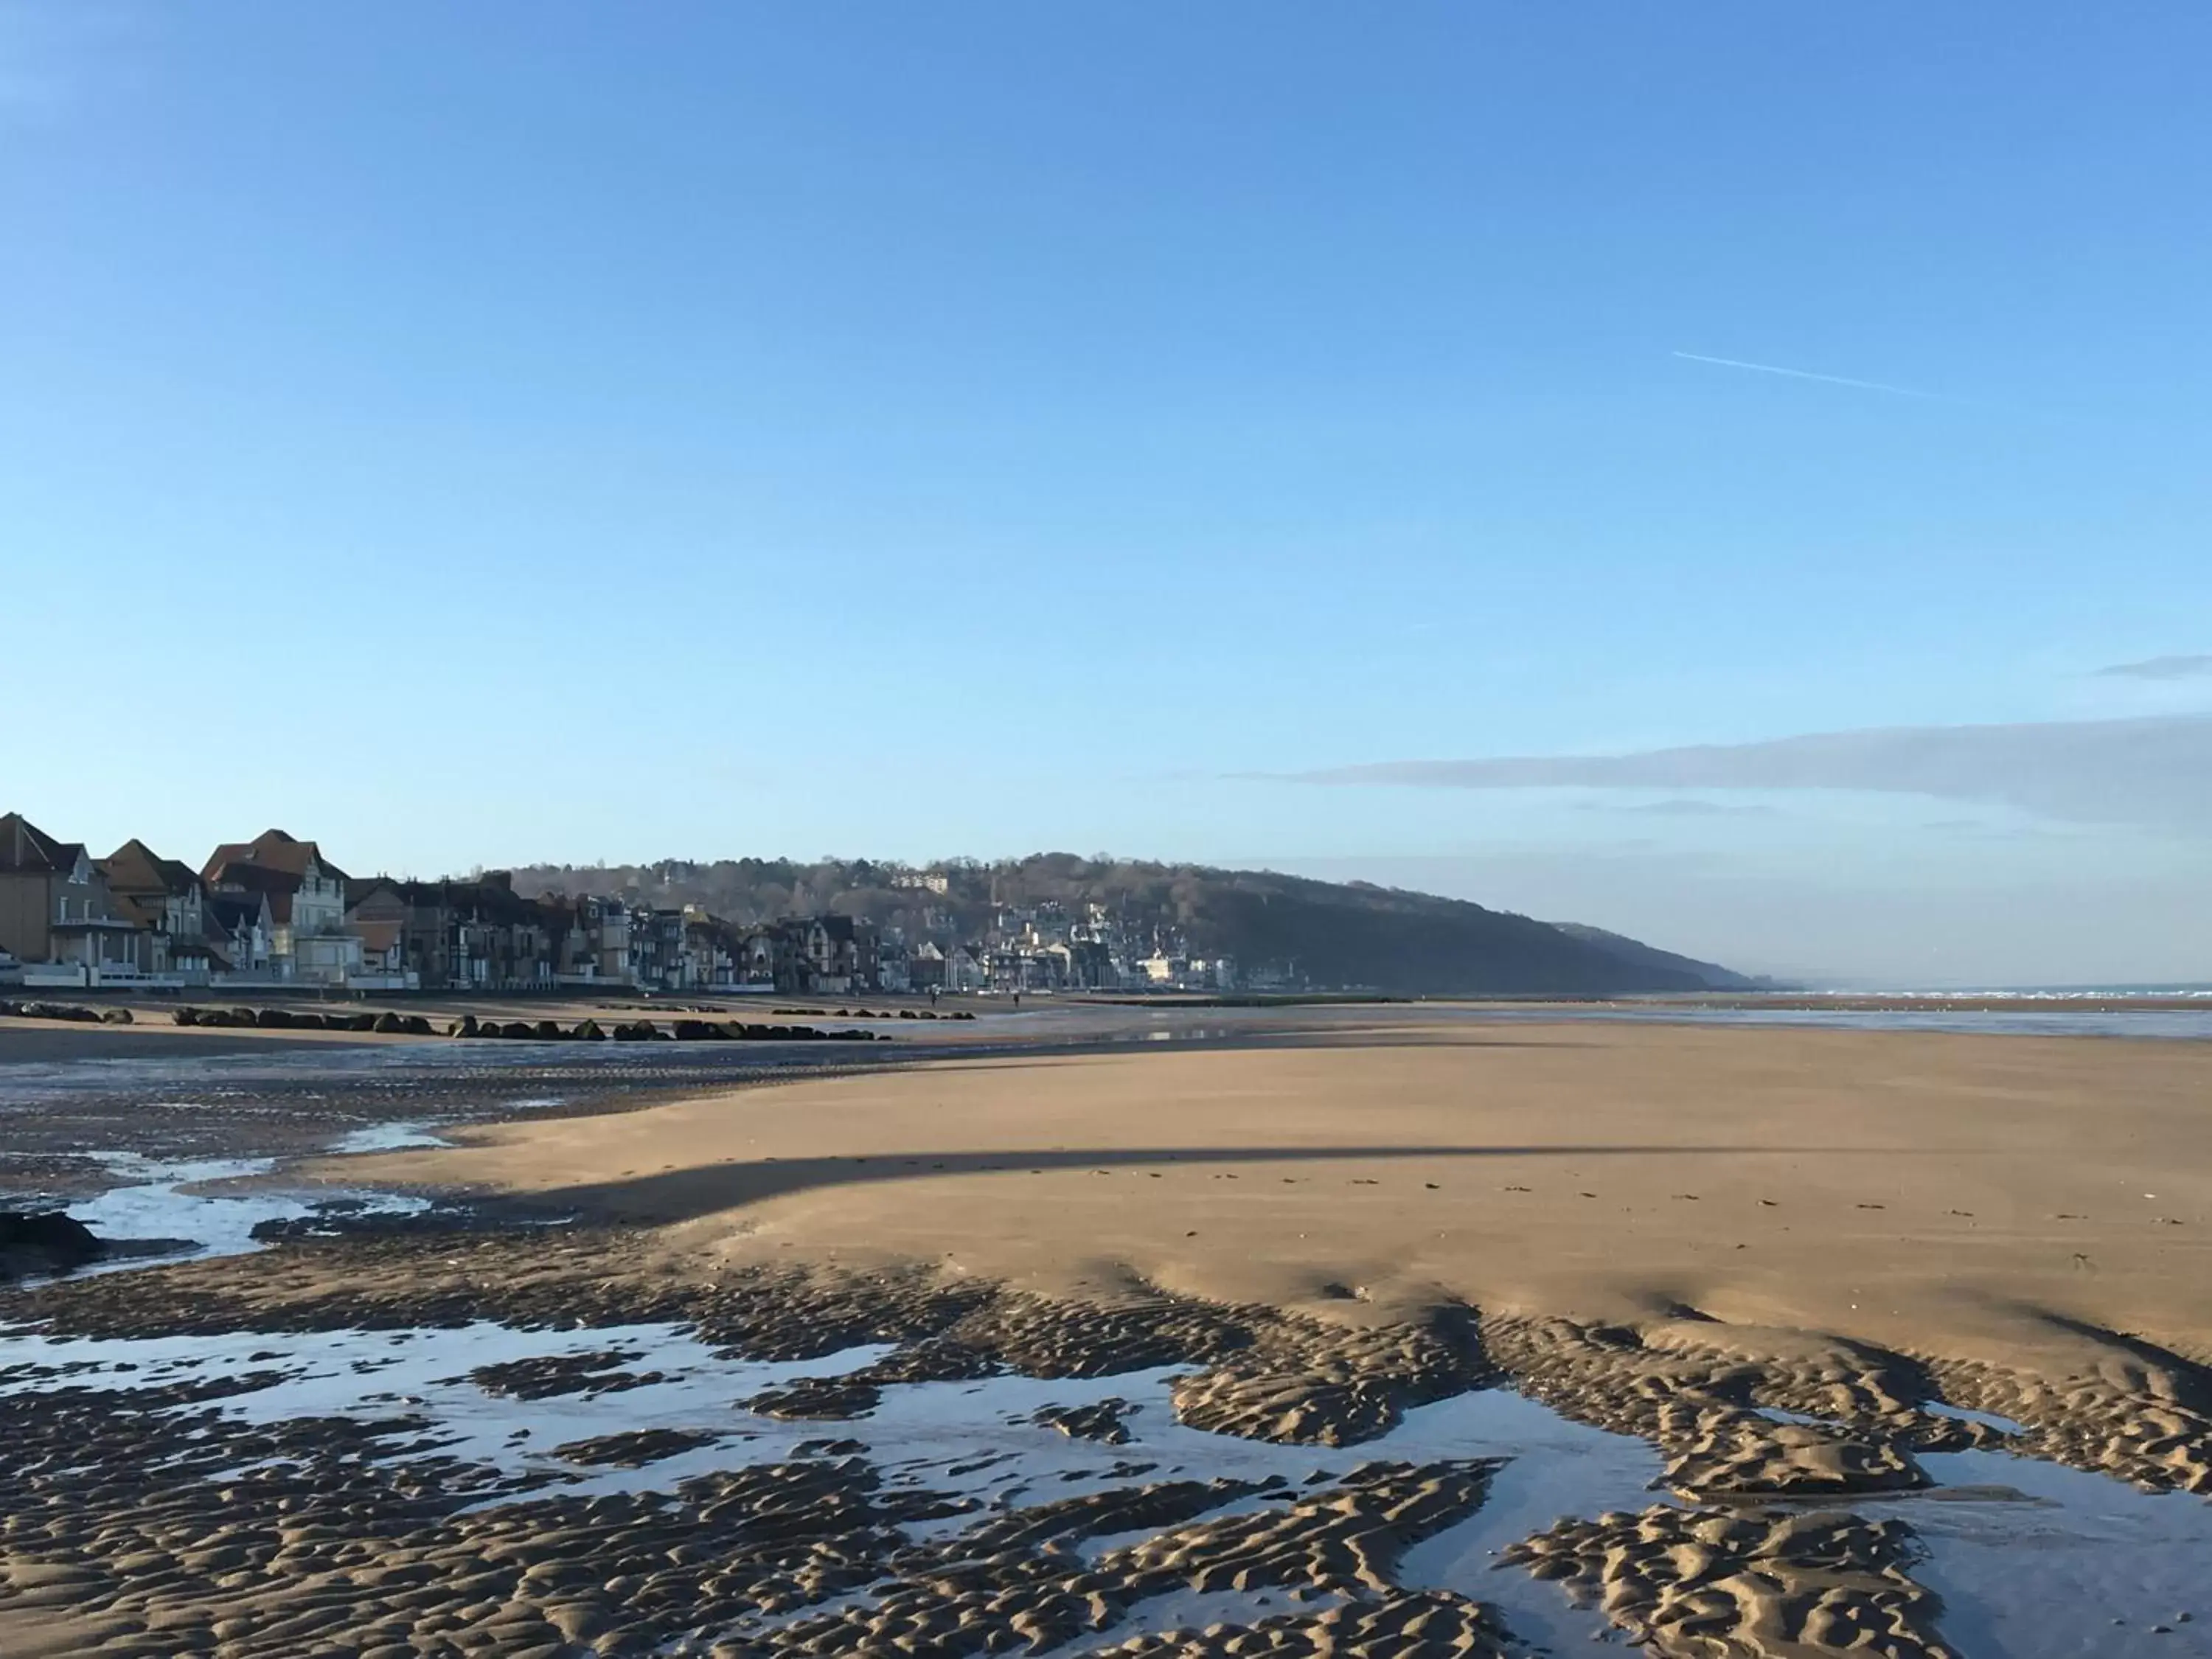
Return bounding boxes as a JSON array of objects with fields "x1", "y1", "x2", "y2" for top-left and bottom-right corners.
[
  {"x1": 2, "y1": 1005, "x2": 2208, "y2": 1656},
  {"x1": 4, "y1": 1285, "x2": 2208, "y2": 1657}
]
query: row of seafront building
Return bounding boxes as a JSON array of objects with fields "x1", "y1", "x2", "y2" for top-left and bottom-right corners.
[
  {"x1": 0, "y1": 815, "x2": 1256, "y2": 996},
  {"x1": 0, "y1": 815, "x2": 886, "y2": 995},
  {"x1": 935, "y1": 894, "x2": 1246, "y2": 996}
]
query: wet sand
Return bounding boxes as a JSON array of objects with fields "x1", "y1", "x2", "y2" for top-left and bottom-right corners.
[
  {"x1": 7, "y1": 1223, "x2": 2201, "y2": 1656},
  {"x1": 0, "y1": 1005, "x2": 956, "y2": 1200},
  {"x1": 0, "y1": 1024, "x2": 382, "y2": 1061},
  {"x1": 4, "y1": 1015, "x2": 2209, "y2": 1657}
]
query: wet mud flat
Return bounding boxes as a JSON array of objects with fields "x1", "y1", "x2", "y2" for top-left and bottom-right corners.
[
  {"x1": 0, "y1": 1040, "x2": 917, "y2": 1203},
  {"x1": 5, "y1": 1228, "x2": 2211, "y2": 1658},
  {"x1": 0, "y1": 1006, "x2": 1284, "y2": 1206}
]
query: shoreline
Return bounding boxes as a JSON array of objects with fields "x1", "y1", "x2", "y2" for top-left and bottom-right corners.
[{"x1": 1624, "y1": 990, "x2": 2212, "y2": 1013}]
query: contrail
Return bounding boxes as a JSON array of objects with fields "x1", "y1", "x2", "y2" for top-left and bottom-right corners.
[{"x1": 1672, "y1": 350, "x2": 1951, "y2": 401}]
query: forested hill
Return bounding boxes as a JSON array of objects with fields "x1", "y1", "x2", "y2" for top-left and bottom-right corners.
[{"x1": 501, "y1": 854, "x2": 1750, "y2": 996}]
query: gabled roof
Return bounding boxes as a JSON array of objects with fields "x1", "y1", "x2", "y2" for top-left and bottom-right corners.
[
  {"x1": 207, "y1": 892, "x2": 273, "y2": 932},
  {"x1": 0, "y1": 813, "x2": 87, "y2": 877},
  {"x1": 456, "y1": 880, "x2": 546, "y2": 926},
  {"x1": 101, "y1": 838, "x2": 206, "y2": 900},
  {"x1": 350, "y1": 918, "x2": 405, "y2": 953},
  {"x1": 209, "y1": 863, "x2": 299, "y2": 900},
  {"x1": 684, "y1": 914, "x2": 747, "y2": 946},
  {"x1": 108, "y1": 892, "x2": 164, "y2": 931},
  {"x1": 371, "y1": 875, "x2": 551, "y2": 928},
  {"x1": 203, "y1": 829, "x2": 352, "y2": 886}
]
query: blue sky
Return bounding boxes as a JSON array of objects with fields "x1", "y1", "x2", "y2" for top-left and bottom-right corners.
[{"x1": 4, "y1": 1, "x2": 2209, "y2": 983}]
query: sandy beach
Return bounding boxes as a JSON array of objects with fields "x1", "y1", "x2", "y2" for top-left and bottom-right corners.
[
  {"x1": 4, "y1": 1009, "x2": 2210, "y2": 1658},
  {"x1": 333, "y1": 1020, "x2": 2212, "y2": 1366}
]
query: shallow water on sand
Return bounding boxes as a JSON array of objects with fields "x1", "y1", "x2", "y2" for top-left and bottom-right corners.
[
  {"x1": 1460, "y1": 1004, "x2": 2212, "y2": 1042},
  {"x1": 327, "y1": 1120, "x2": 451, "y2": 1153},
  {"x1": 0, "y1": 1318, "x2": 1638, "y2": 1652},
  {"x1": 7, "y1": 1017, "x2": 2211, "y2": 1658},
  {"x1": 0, "y1": 1037, "x2": 860, "y2": 1106},
  {"x1": 1899, "y1": 1450, "x2": 2212, "y2": 1656},
  {"x1": 58, "y1": 1151, "x2": 431, "y2": 1268},
  {"x1": 2, "y1": 1307, "x2": 2205, "y2": 1656},
  {"x1": 994, "y1": 998, "x2": 2212, "y2": 1042}
]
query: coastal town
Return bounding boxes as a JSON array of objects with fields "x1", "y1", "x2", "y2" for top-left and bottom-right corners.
[{"x1": 0, "y1": 813, "x2": 1246, "y2": 997}]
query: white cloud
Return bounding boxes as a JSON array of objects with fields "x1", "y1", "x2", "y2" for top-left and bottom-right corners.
[
  {"x1": 1281, "y1": 714, "x2": 2212, "y2": 833},
  {"x1": 2096, "y1": 654, "x2": 2212, "y2": 681},
  {"x1": 1572, "y1": 798, "x2": 1781, "y2": 819}
]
